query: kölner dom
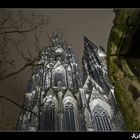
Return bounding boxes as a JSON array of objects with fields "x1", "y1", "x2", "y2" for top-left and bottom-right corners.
[{"x1": 17, "y1": 32, "x2": 125, "y2": 131}]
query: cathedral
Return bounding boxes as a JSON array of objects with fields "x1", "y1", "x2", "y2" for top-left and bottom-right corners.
[{"x1": 17, "y1": 32, "x2": 124, "y2": 131}]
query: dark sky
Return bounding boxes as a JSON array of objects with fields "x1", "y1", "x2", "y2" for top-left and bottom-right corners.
[
  {"x1": 38, "y1": 9, "x2": 115, "y2": 67},
  {"x1": 0, "y1": 9, "x2": 115, "y2": 129}
]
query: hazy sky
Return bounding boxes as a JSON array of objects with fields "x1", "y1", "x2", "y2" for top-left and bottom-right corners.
[
  {"x1": 0, "y1": 9, "x2": 115, "y2": 129},
  {"x1": 37, "y1": 9, "x2": 115, "y2": 67}
]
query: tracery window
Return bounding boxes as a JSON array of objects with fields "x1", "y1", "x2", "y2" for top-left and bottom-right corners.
[
  {"x1": 92, "y1": 105, "x2": 113, "y2": 131},
  {"x1": 40, "y1": 100, "x2": 55, "y2": 131},
  {"x1": 53, "y1": 65, "x2": 67, "y2": 88},
  {"x1": 64, "y1": 102, "x2": 76, "y2": 131},
  {"x1": 54, "y1": 72, "x2": 66, "y2": 87}
]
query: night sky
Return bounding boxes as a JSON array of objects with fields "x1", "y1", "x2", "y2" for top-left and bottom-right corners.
[{"x1": 0, "y1": 9, "x2": 114, "y2": 130}]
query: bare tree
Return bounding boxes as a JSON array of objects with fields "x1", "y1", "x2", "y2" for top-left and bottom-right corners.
[
  {"x1": 0, "y1": 10, "x2": 50, "y2": 120},
  {"x1": 0, "y1": 10, "x2": 50, "y2": 80}
]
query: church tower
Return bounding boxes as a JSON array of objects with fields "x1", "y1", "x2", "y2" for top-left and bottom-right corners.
[
  {"x1": 81, "y1": 37, "x2": 124, "y2": 131},
  {"x1": 17, "y1": 32, "x2": 83, "y2": 131},
  {"x1": 17, "y1": 32, "x2": 124, "y2": 131}
]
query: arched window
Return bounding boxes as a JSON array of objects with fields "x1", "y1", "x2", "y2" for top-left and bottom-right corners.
[
  {"x1": 44, "y1": 101, "x2": 55, "y2": 131},
  {"x1": 63, "y1": 102, "x2": 76, "y2": 131},
  {"x1": 54, "y1": 73, "x2": 65, "y2": 87},
  {"x1": 92, "y1": 105, "x2": 113, "y2": 131},
  {"x1": 52, "y1": 62, "x2": 67, "y2": 88},
  {"x1": 39, "y1": 92, "x2": 58, "y2": 131}
]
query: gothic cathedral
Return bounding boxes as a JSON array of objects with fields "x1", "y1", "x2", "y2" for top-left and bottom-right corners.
[{"x1": 17, "y1": 32, "x2": 124, "y2": 131}]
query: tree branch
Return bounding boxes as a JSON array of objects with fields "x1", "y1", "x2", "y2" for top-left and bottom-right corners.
[
  {"x1": 0, "y1": 29, "x2": 34, "y2": 35},
  {"x1": 0, "y1": 59, "x2": 15, "y2": 66},
  {"x1": 0, "y1": 59, "x2": 38, "y2": 81},
  {"x1": 0, "y1": 20, "x2": 46, "y2": 35},
  {"x1": 0, "y1": 95, "x2": 39, "y2": 118}
]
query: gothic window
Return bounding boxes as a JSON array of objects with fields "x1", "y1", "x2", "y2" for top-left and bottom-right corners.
[
  {"x1": 63, "y1": 102, "x2": 76, "y2": 131},
  {"x1": 55, "y1": 54, "x2": 61, "y2": 60},
  {"x1": 43, "y1": 101, "x2": 55, "y2": 131},
  {"x1": 52, "y1": 64, "x2": 67, "y2": 88},
  {"x1": 92, "y1": 105, "x2": 113, "y2": 131},
  {"x1": 54, "y1": 72, "x2": 65, "y2": 87}
]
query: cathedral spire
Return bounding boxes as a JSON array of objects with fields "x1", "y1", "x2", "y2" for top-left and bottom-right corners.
[
  {"x1": 17, "y1": 32, "x2": 124, "y2": 132},
  {"x1": 51, "y1": 31, "x2": 63, "y2": 47},
  {"x1": 84, "y1": 36, "x2": 98, "y2": 51}
]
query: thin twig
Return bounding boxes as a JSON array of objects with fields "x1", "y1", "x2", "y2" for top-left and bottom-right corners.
[
  {"x1": 0, "y1": 95, "x2": 39, "y2": 118},
  {"x1": 0, "y1": 59, "x2": 38, "y2": 81}
]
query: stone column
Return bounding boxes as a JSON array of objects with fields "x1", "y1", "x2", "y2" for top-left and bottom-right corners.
[{"x1": 57, "y1": 91, "x2": 63, "y2": 131}]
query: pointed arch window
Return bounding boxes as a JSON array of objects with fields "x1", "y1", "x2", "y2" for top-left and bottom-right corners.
[
  {"x1": 44, "y1": 101, "x2": 55, "y2": 130},
  {"x1": 52, "y1": 63, "x2": 67, "y2": 88},
  {"x1": 39, "y1": 98, "x2": 56, "y2": 131},
  {"x1": 43, "y1": 100, "x2": 55, "y2": 131},
  {"x1": 63, "y1": 102, "x2": 76, "y2": 131},
  {"x1": 92, "y1": 105, "x2": 113, "y2": 131}
]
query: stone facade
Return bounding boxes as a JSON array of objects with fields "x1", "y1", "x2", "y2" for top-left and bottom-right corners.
[{"x1": 17, "y1": 32, "x2": 124, "y2": 131}]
